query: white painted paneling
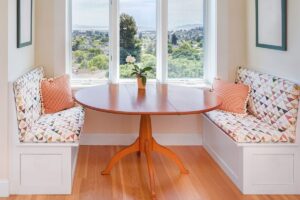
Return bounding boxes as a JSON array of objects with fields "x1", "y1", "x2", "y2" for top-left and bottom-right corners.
[
  {"x1": 203, "y1": 114, "x2": 300, "y2": 194},
  {"x1": 251, "y1": 154, "x2": 294, "y2": 185},
  {"x1": 20, "y1": 154, "x2": 63, "y2": 187},
  {"x1": 0, "y1": 180, "x2": 9, "y2": 197}
]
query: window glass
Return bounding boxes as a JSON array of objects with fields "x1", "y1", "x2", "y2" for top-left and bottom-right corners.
[
  {"x1": 168, "y1": 0, "x2": 204, "y2": 79},
  {"x1": 71, "y1": 0, "x2": 206, "y2": 83},
  {"x1": 119, "y1": 0, "x2": 157, "y2": 79},
  {"x1": 72, "y1": 0, "x2": 109, "y2": 80}
]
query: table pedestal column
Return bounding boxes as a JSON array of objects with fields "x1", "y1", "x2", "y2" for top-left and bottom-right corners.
[{"x1": 102, "y1": 114, "x2": 189, "y2": 199}]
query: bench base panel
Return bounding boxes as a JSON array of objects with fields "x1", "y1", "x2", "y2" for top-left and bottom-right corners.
[
  {"x1": 9, "y1": 83, "x2": 80, "y2": 195},
  {"x1": 203, "y1": 115, "x2": 300, "y2": 194},
  {"x1": 10, "y1": 144, "x2": 79, "y2": 195}
]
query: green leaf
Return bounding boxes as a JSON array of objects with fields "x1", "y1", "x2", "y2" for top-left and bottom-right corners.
[
  {"x1": 130, "y1": 72, "x2": 137, "y2": 76},
  {"x1": 141, "y1": 67, "x2": 153, "y2": 73}
]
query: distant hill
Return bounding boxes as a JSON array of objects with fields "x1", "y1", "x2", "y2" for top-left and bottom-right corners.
[
  {"x1": 73, "y1": 24, "x2": 203, "y2": 32},
  {"x1": 168, "y1": 26, "x2": 204, "y2": 42},
  {"x1": 171, "y1": 24, "x2": 203, "y2": 31},
  {"x1": 73, "y1": 24, "x2": 108, "y2": 31}
]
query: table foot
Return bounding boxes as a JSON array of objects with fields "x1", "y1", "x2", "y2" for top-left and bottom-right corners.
[
  {"x1": 101, "y1": 139, "x2": 140, "y2": 175},
  {"x1": 153, "y1": 140, "x2": 189, "y2": 174},
  {"x1": 145, "y1": 140, "x2": 156, "y2": 199}
]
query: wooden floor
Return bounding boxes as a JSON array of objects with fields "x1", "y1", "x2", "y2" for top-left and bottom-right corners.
[{"x1": 3, "y1": 146, "x2": 300, "y2": 200}]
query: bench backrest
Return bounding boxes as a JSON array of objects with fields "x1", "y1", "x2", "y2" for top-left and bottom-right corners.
[
  {"x1": 13, "y1": 67, "x2": 44, "y2": 141},
  {"x1": 236, "y1": 67, "x2": 300, "y2": 142}
]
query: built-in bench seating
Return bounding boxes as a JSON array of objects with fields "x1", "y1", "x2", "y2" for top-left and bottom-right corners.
[
  {"x1": 9, "y1": 67, "x2": 85, "y2": 194},
  {"x1": 203, "y1": 67, "x2": 300, "y2": 194}
]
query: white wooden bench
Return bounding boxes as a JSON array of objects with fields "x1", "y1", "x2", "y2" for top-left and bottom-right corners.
[
  {"x1": 203, "y1": 67, "x2": 300, "y2": 194},
  {"x1": 8, "y1": 67, "x2": 85, "y2": 194}
]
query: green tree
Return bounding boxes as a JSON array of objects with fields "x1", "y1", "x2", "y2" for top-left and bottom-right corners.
[
  {"x1": 172, "y1": 41, "x2": 201, "y2": 60},
  {"x1": 87, "y1": 55, "x2": 108, "y2": 72},
  {"x1": 168, "y1": 58, "x2": 203, "y2": 78},
  {"x1": 168, "y1": 43, "x2": 173, "y2": 54},
  {"x1": 80, "y1": 60, "x2": 88, "y2": 70},
  {"x1": 120, "y1": 64, "x2": 133, "y2": 78},
  {"x1": 92, "y1": 39, "x2": 102, "y2": 48},
  {"x1": 171, "y1": 33, "x2": 178, "y2": 45},
  {"x1": 73, "y1": 50, "x2": 87, "y2": 64},
  {"x1": 145, "y1": 42, "x2": 155, "y2": 55},
  {"x1": 120, "y1": 13, "x2": 142, "y2": 64},
  {"x1": 141, "y1": 54, "x2": 156, "y2": 79},
  {"x1": 72, "y1": 36, "x2": 85, "y2": 51}
]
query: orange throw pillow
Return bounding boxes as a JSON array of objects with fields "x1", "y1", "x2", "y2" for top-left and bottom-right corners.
[
  {"x1": 41, "y1": 75, "x2": 74, "y2": 114},
  {"x1": 213, "y1": 79, "x2": 250, "y2": 115}
]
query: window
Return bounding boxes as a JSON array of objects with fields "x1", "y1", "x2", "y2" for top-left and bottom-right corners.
[
  {"x1": 119, "y1": 0, "x2": 157, "y2": 79},
  {"x1": 168, "y1": 0, "x2": 204, "y2": 79},
  {"x1": 72, "y1": 0, "x2": 109, "y2": 81},
  {"x1": 71, "y1": 0, "x2": 205, "y2": 83}
]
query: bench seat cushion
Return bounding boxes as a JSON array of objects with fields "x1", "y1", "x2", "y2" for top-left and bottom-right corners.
[
  {"x1": 206, "y1": 110, "x2": 294, "y2": 143},
  {"x1": 236, "y1": 67, "x2": 300, "y2": 138},
  {"x1": 21, "y1": 106, "x2": 85, "y2": 143}
]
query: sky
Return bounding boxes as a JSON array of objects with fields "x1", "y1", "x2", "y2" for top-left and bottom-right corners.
[{"x1": 72, "y1": 0, "x2": 204, "y2": 30}]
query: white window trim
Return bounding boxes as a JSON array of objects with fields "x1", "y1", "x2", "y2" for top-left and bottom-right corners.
[
  {"x1": 109, "y1": 0, "x2": 120, "y2": 84},
  {"x1": 156, "y1": 0, "x2": 168, "y2": 83},
  {"x1": 69, "y1": 0, "x2": 213, "y2": 88}
]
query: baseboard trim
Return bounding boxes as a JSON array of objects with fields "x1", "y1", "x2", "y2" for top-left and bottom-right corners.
[
  {"x1": 0, "y1": 179, "x2": 9, "y2": 197},
  {"x1": 80, "y1": 133, "x2": 202, "y2": 146}
]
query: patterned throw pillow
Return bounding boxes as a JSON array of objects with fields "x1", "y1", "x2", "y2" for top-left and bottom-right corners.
[
  {"x1": 213, "y1": 79, "x2": 251, "y2": 115},
  {"x1": 40, "y1": 75, "x2": 74, "y2": 114}
]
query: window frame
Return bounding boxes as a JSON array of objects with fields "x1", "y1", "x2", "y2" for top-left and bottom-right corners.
[{"x1": 70, "y1": 0, "x2": 208, "y2": 86}]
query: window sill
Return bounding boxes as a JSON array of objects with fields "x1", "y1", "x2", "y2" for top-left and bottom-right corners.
[
  {"x1": 71, "y1": 79, "x2": 109, "y2": 91},
  {"x1": 71, "y1": 79, "x2": 211, "y2": 91}
]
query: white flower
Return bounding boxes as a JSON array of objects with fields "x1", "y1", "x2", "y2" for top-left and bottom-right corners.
[{"x1": 126, "y1": 55, "x2": 136, "y2": 64}]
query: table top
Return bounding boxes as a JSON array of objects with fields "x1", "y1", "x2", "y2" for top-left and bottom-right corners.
[{"x1": 74, "y1": 84, "x2": 222, "y2": 115}]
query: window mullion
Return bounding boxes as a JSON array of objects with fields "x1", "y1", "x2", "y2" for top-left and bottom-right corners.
[
  {"x1": 156, "y1": 0, "x2": 168, "y2": 83},
  {"x1": 109, "y1": 0, "x2": 120, "y2": 84}
]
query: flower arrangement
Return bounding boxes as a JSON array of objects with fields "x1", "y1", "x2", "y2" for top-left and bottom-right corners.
[{"x1": 126, "y1": 55, "x2": 153, "y2": 89}]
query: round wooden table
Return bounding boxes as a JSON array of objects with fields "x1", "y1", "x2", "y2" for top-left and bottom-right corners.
[{"x1": 75, "y1": 84, "x2": 221, "y2": 199}]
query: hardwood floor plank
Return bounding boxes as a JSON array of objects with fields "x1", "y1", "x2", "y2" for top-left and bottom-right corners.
[{"x1": 2, "y1": 146, "x2": 300, "y2": 200}]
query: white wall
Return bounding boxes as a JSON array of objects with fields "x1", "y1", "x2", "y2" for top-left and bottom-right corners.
[
  {"x1": 35, "y1": 0, "x2": 55, "y2": 76},
  {"x1": 35, "y1": 0, "x2": 247, "y2": 136},
  {"x1": 0, "y1": 0, "x2": 36, "y2": 188},
  {"x1": 0, "y1": 0, "x2": 9, "y2": 182},
  {"x1": 227, "y1": 0, "x2": 247, "y2": 81},
  {"x1": 247, "y1": 0, "x2": 300, "y2": 83},
  {"x1": 35, "y1": 0, "x2": 69, "y2": 77},
  {"x1": 216, "y1": 0, "x2": 247, "y2": 81},
  {"x1": 8, "y1": 0, "x2": 36, "y2": 82}
]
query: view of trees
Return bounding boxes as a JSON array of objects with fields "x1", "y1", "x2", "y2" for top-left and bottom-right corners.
[
  {"x1": 72, "y1": 31, "x2": 110, "y2": 79},
  {"x1": 72, "y1": 13, "x2": 204, "y2": 80},
  {"x1": 120, "y1": 14, "x2": 142, "y2": 64},
  {"x1": 119, "y1": 13, "x2": 156, "y2": 79},
  {"x1": 168, "y1": 35, "x2": 204, "y2": 78}
]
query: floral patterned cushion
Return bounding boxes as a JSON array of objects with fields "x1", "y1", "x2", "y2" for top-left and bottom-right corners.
[
  {"x1": 22, "y1": 107, "x2": 85, "y2": 143},
  {"x1": 206, "y1": 110, "x2": 294, "y2": 143},
  {"x1": 236, "y1": 67, "x2": 300, "y2": 139},
  {"x1": 14, "y1": 67, "x2": 44, "y2": 139}
]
